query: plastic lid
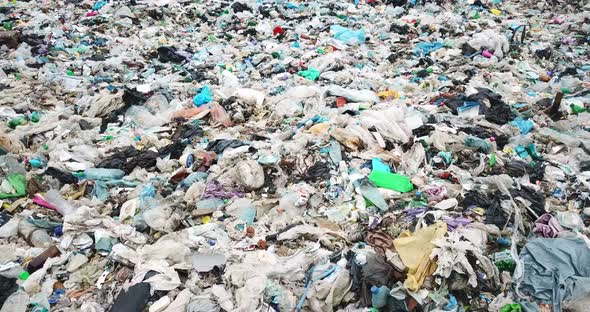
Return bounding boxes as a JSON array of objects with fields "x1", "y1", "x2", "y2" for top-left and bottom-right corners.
[
  {"x1": 19, "y1": 271, "x2": 30, "y2": 280},
  {"x1": 370, "y1": 286, "x2": 379, "y2": 293}
]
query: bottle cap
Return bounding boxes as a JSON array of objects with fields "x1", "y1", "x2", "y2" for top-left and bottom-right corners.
[{"x1": 19, "y1": 271, "x2": 30, "y2": 280}]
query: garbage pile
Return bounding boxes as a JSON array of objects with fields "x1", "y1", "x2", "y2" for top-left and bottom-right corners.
[{"x1": 1, "y1": 0, "x2": 590, "y2": 311}]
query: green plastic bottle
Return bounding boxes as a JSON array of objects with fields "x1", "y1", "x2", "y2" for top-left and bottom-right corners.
[
  {"x1": 31, "y1": 111, "x2": 40, "y2": 123},
  {"x1": 368, "y1": 171, "x2": 413, "y2": 193},
  {"x1": 8, "y1": 117, "x2": 27, "y2": 129}
]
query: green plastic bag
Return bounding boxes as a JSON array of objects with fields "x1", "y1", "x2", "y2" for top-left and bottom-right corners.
[
  {"x1": 0, "y1": 173, "x2": 27, "y2": 199},
  {"x1": 571, "y1": 104, "x2": 588, "y2": 114},
  {"x1": 500, "y1": 303, "x2": 522, "y2": 312},
  {"x1": 368, "y1": 171, "x2": 413, "y2": 193}
]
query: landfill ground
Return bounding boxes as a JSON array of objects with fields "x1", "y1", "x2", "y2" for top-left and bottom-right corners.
[{"x1": 1, "y1": 0, "x2": 590, "y2": 311}]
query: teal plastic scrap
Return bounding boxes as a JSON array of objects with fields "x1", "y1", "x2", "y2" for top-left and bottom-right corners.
[
  {"x1": 437, "y1": 151, "x2": 452, "y2": 164},
  {"x1": 297, "y1": 68, "x2": 320, "y2": 81},
  {"x1": 511, "y1": 117, "x2": 534, "y2": 134},
  {"x1": 414, "y1": 42, "x2": 443, "y2": 56},
  {"x1": 193, "y1": 86, "x2": 213, "y2": 107},
  {"x1": 464, "y1": 136, "x2": 490, "y2": 153},
  {"x1": 515, "y1": 145, "x2": 528, "y2": 158},
  {"x1": 371, "y1": 158, "x2": 391, "y2": 173},
  {"x1": 331, "y1": 25, "x2": 366, "y2": 45}
]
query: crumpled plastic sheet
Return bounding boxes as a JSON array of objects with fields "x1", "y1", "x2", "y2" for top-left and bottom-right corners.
[
  {"x1": 533, "y1": 213, "x2": 564, "y2": 238},
  {"x1": 393, "y1": 222, "x2": 447, "y2": 292},
  {"x1": 431, "y1": 227, "x2": 498, "y2": 288},
  {"x1": 224, "y1": 247, "x2": 332, "y2": 310},
  {"x1": 201, "y1": 181, "x2": 243, "y2": 199},
  {"x1": 1, "y1": 0, "x2": 589, "y2": 311},
  {"x1": 519, "y1": 238, "x2": 590, "y2": 312},
  {"x1": 304, "y1": 261, "x2": 352, "y2": 312},
  {"x1": 63, "y1": 206, "x2": 148, "y2": 246}
]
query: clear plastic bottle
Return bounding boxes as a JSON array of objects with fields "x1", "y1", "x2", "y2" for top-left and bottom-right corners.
[
  {"x1": 356, "y1": 179, "x2": 389, "y2": 212},
  {"x1": 0, "y1": 155, "x2": 26, "y2": 175},
  {"x1": 279, "y1": 192, "x2": 301, "y2": 210},
  {"x1": 43, "y1": 190, "x2": 77, "y2": 216},
  {"x1": 29, "y1": 229, "x2": 52, "y2": 248},
  {"x1": 84, "y1": 168, "x2": 125, "y2": 180},
  {"x1": 329, "y1": 140, "x2": 342, "y2": 164},
  {"x1": 370, "y1": 285, "x2": 390, "y2": 308},
  {"x1": 239, "y1": 203, "x2": 256, "y2": 225},
  {"x1": 18, "y1": 220, "x2": 51, "y2": 247}
]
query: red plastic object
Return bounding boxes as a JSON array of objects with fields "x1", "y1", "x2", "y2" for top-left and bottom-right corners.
[{"x1": 273, "y1": 26, "x2": 285, "y2": 37}]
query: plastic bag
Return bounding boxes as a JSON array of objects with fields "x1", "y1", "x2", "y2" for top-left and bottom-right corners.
[
  {"x1": 209, "y1": 102, "x2": 233, "y2": 127},
  {"x1": 330, "y1": 25, "x2": 366, "y2": 46},
  {"x1": 193, "y1": 86, "x2": 213, "y2": 107},
  {"x1": 360, "y1": 108, "x2": 412, "y2": 143}
]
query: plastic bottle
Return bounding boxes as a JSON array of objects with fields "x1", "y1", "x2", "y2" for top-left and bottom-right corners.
[
  {"x1": 279, "y1": 192, "x2": 302, "y2": 210},
  {"x1": 370, "y1": 285, "x2": 390, "y2": 308},
  {"x1": 29, "y1": 158, "x2": 44, "y2": 168},
  {"x1": 84, "y1": 168, "x2": 125, "y2": 180},
  {"x1": 29, "y1": 229, "x2": 52, "y2": 248},
  {"x1": 357, "y1": 179, "x2": 389, "y2": 211},
  {"x1": 329, "y1": 140, "x2": 343, "y2": 164},
  {"x1": 196, "y1": 198, "x2": 225, "y2": 210},
  {"x1": 26, "y1": 245, "x2": 61, "y2": 274},
  {"x1": 18, "y1": 220, "x2": 51, "y2": 247},
  {"x1": 30, "y1": 111, "x2": 40, "y2": 123},
  {"x1": 0, "y1": 155, "x2": 26, "y2": 174},
  {"x1": 43, "y1": 190, "x2": 78, "y2": 216},
  {"x1": 368, "y1": 171, "x2": 414, "y2": 193},
  {"x1": 326, "y1": 203, "x2": 353, "y2": 222},
  {"x1": 239, "y1": 204, "x2": 256, "y2": 225},
  {"x1": 8, "y1": 116, "x2": 27, "y2": 129}
]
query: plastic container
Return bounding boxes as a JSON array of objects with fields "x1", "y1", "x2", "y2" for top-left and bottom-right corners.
[
  {"x1": 84, "y1": 168, "x2": 125, "y2": 180},
  {"x1": 29, "y1": 229, "x2": 52, "y2": 248},
  {"x1": 43, "y1": 190, "x2": 78, "y2": 216},
  {"x1": 368, "y1": 171, "x2": 413, "y2": 193},
  {"x1": 239, "y1": 204, "x2": 256, "y2": 225},
  {"x1": 357, "y1": 179, "x2": 389, "y2": 211},
  {"x1": 328, "y1": 140, "x2": 342, "y2": 164},
  {"x1": 371, "y1": 285, "x2": 390, "y2": 308}
]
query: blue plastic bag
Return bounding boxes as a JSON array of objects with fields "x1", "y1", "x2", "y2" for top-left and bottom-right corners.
[
  {"x1": 193, "y1": 86, "x2": 212, "y2": 107},
  {"x1": 414, "y1": 42, "x2": 443, "y2": 56},
  {"x1": 511, "y1": 117, "x2": 534, "y2": 134},
  {"x1": 331, "y1": 25, "x2": 366, "y2": 46}
]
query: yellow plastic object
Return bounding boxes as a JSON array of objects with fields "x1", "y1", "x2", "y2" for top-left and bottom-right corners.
[
  {"x1": 307, "y1": 123, "x2": 331, "y2": 135},
  {"x1": 393, "y1": 222, "x2": 447, "y2": 291},
  {"x1": 490, "y1": 9, "x2": 501, "y2": 16},
  {"x1": 377, "y1": 90, "x2": 400, "y2": 99}
]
